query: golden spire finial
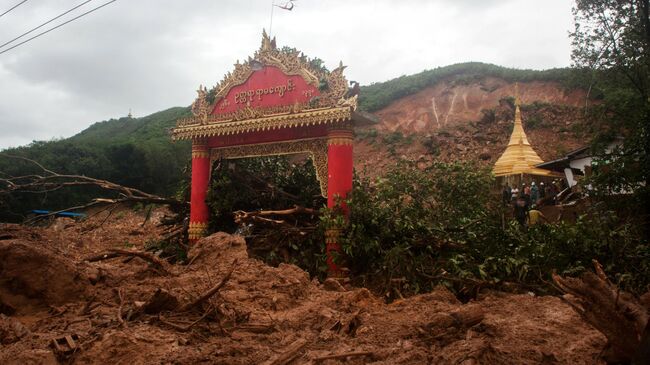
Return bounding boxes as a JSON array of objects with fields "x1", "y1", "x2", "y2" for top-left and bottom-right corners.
[
  {"x1": 513, "y1": 82, "x2": 522, "y2": 127},
  {"x1": 261, "y1": 29, "x2": 271, "y2": 50},
  {"x1": 514, "y1": 82, "x2": 520, "y2": 106}
]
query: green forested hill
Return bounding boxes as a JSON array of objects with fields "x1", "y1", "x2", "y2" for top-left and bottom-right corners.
[
  {"x1": 358, "y1": 62, "x2": 586, "y2": 112},
  {"x1": 0, "y1": 107, "x2": 192, "y2": 220},
  {"x1": 72, "y1": 106, "x2": 190, "y2": 144}
]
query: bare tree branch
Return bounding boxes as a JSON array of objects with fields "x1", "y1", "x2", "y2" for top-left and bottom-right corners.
[{"x1": 0, "y1": 154, "x2": 188, "y2": 224}]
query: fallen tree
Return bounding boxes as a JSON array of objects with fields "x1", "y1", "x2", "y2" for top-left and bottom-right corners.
[
  {"x1": 0, "y1": 155, "x2": 190, "y2": 261},
  {"x1": 85, "y1": 248, "x2": 172, "y2": 275},
  {"x1": 0, "y1": 155, "x2": 187, "y2": 223},
  {"x1": 233, "y1": 205, "x2": 319, "y2": 234},
  {"x1": 553, "y1": 260, "x2": 650, "y2": 364}
]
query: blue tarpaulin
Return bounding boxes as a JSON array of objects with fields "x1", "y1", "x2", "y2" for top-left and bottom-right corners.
[{"x1": 31, "y1": 210, "x2": 86, "y2": 218}]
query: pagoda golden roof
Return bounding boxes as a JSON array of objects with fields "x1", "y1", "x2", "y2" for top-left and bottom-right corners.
[{"x1": 493, "y1": 93, "x2": 559, "y2": 177}]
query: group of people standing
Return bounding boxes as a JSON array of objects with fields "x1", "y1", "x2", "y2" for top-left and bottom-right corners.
[{"x1": 501, "y1": 180, "x2": 563, "y2": 227}]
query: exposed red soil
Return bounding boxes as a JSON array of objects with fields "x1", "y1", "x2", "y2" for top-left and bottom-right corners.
[
  {"x1": 0, "y1": 209, "x2": 607, "y2": 364},
  {"x1": 375, "y1": 78, "x2": 585, "y2": 133},
  {"x1": 354, "y1": 78, "x2": 589, "y2": 176}
]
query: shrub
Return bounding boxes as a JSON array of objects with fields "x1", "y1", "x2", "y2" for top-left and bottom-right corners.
[
  {"x1": 325, "y1": 162, "x2": 648, "y2": 299},
  {"x1": 199, "y1": 157, "x2": 649, "y2": 299},
  {"x1": 326, "y1": 161, "x2": 497, "y2": 297},
  {"x1": 382, "y1": 131, "x2": 404, "y2": 145}
]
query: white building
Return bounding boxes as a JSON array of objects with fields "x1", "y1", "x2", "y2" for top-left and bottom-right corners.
[{"x1": 536, "y1": 140, "x2": 623, "y2": 187}]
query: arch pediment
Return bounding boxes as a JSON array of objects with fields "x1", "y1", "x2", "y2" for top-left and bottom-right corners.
[{"x1": 174, "y1": 30, "x2": 356, "y2": 136}]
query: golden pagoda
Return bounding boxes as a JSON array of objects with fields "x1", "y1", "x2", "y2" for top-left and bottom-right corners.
[{"x1": 493, "y1": 85, "x2": 559, "y2": 179}]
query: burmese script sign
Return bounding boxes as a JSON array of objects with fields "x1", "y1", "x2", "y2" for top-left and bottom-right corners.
[{"x1": 211, "y1": 66, "x2": 321, "y2": 118}]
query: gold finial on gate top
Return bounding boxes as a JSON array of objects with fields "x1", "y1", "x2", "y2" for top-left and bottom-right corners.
[
  {"x1": 260, "y1": 29, "x2": 276, "y2": 51},
  {"x1": 191, "y1": 84, "x2": 210, "y2": 124}
]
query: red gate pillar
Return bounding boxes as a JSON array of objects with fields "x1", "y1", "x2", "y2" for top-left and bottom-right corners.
[
  {"x1": 189, "y1": 140, "x2": 210, "y2": 243},
  {"x1": 326, "y1": 127, "x2": 354, "y2": 277}
]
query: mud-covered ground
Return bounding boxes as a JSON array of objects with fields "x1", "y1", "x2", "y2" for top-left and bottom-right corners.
[{"x1": 0, "y1": 209, "x2": 606, "y2": 364}]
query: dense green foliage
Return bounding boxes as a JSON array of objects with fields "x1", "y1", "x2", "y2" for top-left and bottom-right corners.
[
  {"x1": 333, "y1": 162, "x2": 495, "y2": 295},
  {"x1": 329, "y1": 162, "x2": 648, "y2": 299},
  {"x1": 0, "y1": 107, "x2": 191, "y2": 221},
  {"x1": 570, "y1": 0, "x2": 650, "y2": 230},
  {"x1": 201, "y1": 157, "x2": 648, "y2": 299}
]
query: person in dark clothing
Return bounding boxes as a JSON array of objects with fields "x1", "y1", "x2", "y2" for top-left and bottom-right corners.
[
  {"x1": 502, "y1": 184, "x2": 511, "y2": 206},
  {"x1": 521, "y1": 183, "x2": 531, "y2": 209},
  {"x1": 513, "y1": 196, "x2": 529, "y2": 227},
  {"x1": 530, "y1": 182, "x2": 539, "y2": 205},
  {"x1": 549, "y1": 182, "x2": 559, "y2": 205},
  {"x1": 523, "y1": 183, "x2": 531, "y2": 197}
]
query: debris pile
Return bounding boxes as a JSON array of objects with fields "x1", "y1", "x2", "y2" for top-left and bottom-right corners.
[{"x1": 0, "y1": 210, "x2": 608, "y2": 364}]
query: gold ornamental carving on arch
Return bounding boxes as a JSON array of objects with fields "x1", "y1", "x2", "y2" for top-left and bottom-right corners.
[
  {"x1": 210, "y1": 138, "x2": 329, "y2": 197},
  {"x1": 201, "y1": 30, "x2": 354, "y2": 116},
  {"x1": 178, "y1": 31, "x2": 360, "y2": 137},
  {"x1": 173, "y1": 107, "x2": 352, "y2": 140}
]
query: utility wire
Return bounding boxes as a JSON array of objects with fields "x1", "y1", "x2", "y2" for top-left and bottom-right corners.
[
  {"x1": 0, "y1": 0, "x2": 28, "y2": 19},
  {"x1": 0, "y1": 0, "x2": 117, "y2": 56},
  {"x1": 0, "y1": 0, "x2": 94, "y2": 50}
]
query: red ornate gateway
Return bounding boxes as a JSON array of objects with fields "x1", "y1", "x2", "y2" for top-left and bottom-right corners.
[{"x1": 171, "y1": 32, "x2": 374, "y2": 276}]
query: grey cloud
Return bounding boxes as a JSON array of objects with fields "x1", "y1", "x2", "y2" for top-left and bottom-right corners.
[{"x1": 0, "y1": 0, "x2": 573, "y2": 149}]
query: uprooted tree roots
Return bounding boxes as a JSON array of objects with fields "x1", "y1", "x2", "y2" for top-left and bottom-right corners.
[{"x1": 553, "y1": 260, "x2": 650, "y2": 364}]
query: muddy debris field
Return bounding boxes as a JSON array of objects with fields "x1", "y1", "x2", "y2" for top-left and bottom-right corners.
[{"x1": 0, "y1": 210, "x2": 606, "y2": 364}]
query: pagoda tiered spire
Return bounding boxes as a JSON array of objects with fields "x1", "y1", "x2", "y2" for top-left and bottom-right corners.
[{"x1": 493, "y1": 84, "x2": 556, "y2": 177}]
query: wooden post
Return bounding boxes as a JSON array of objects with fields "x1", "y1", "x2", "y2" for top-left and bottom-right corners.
[{"x1": 189, "y1": 140, "x2": 210, "y2": 243}]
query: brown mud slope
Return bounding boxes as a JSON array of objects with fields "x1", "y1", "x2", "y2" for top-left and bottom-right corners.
[
  {"x1": 375, "y1": 78, "x2": 585, "y2": 133},
  {"x1": 0, "y1": 211, "x2": 605, "y2": 364},
  {"x1": 353, "y1": 78, "x2": 589, "y2": 177}
]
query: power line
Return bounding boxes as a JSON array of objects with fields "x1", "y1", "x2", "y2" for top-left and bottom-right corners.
[
  {"x1": 0, "y1": 0, "x2": 94, "y2": 50},
  {"x1": 0, "y1": 0, "x2": 28, "y2": 19},
  {"x1": 0, "y1": 0, "x2": 116, "y2": 55}
]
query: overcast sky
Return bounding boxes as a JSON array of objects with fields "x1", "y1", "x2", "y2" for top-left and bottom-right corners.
[{"x1": 0, "y1": 0, "x2": 574, "y2": 149}]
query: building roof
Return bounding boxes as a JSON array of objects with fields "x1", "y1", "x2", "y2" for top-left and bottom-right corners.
[
  {"x1": 492, "y1": 88, "x2": 560, "y2": 177},
  {"x1": 535, "y1": 146, "x2": 590, "y2": 172}
]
